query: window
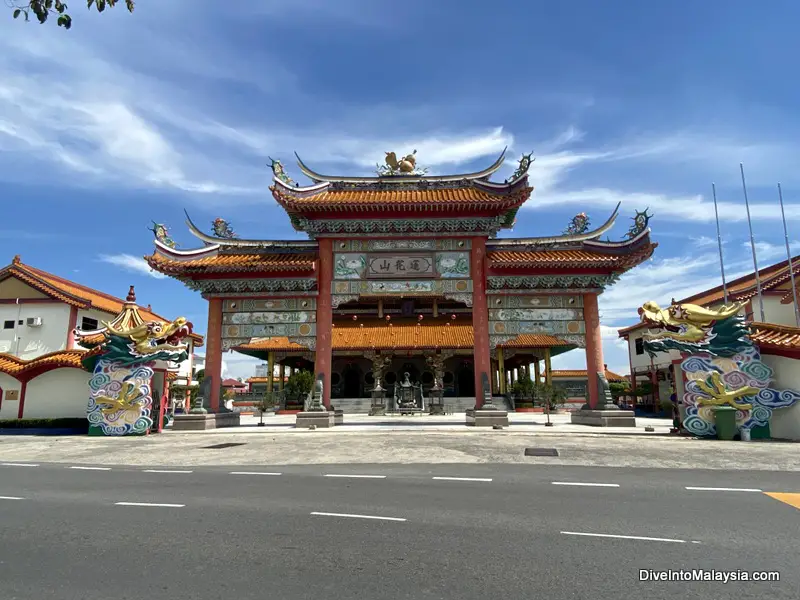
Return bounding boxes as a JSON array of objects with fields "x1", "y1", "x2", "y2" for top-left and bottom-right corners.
[
  {"x1": 3, "y1": 320, "x2": 13, "y2": 330},
  {"x1": 81, "y1": 316, "x2": 99, "y2": 331},
  {"x1": 635, "y1": 338, "x2": 644, "y2": 355}
]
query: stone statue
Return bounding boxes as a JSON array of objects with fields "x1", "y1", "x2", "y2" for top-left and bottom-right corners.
[
  {"x1": 306, "y1": 373, "x2": 325, "y2": 411},
  {"x1": 594, "y1": 371, "x2": 617, "y2": 411}
]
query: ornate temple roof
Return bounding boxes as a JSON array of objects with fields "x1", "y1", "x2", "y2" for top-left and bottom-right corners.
[
  {"x1": 265, "y1": 150, "x2": 534, "y2": 236},
  {"x1": 0, "y1": 350, "x2": 86, "y2": 381},
  {"x1": 144, "y1": 249, "x2": 316, "y2": 275},
  {"x1": 488, "y1": 243, "x2": 655, "y2": 271},
  {"x1": 233, "y1": 321, "x2": 573, "y2": 355},
  {"x1": 144, "y1": 149, "x2": 656, "y2": 280}
]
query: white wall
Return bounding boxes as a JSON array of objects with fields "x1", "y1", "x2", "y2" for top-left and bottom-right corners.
[
  {"x1": 762, "y1": 354, "x2": 800, "y2": 441},
  {"x1": 626, "y1": 330, "x2": 681, "y2": 372},
  {"x1": 22, "y1": 368, "x2": 90, "y2": 419},
  {"x1": 0, "y1": 302, "x2": 72, "y2": 359},
  {"x1": 761, "y1": 296, "x2": 797, "y2": 327},
  {"x1": 0, "y1": 372, "x2": 22, "y2": 419}
]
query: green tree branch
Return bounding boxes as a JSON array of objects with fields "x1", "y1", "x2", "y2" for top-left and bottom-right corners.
[{"x1": 9, "y1": 0, "x2": 134, "y2": 30}]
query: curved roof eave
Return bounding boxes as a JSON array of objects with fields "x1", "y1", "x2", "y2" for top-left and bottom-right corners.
[
  {"x1": 184, "y1": 210, "x2": 317, "y2": 249},
  {"x1": 487, "y1": 202, "x2": 622, "y2": 246},
  {"x1": 292, "y1": 147, "x2": 508, "y2": 184}
]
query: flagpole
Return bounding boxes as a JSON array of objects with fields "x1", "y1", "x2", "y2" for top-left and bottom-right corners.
[
  {"x1": 711, "y1": 183, "x2": 729, "y2": 303},
  {"x1": 740, "y1": 163, "x2": 765, "y2": 322},
  {"x1": 777, "y1": 183, "x2": 800, "y2": 326}
]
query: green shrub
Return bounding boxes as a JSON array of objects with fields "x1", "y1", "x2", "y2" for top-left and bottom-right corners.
[
  {"x1": 0, "y1": 418, "x2": 89, "y2": 431},
  {"x1": 285, "y1": 369, "x2": 314, "y2": 400}
]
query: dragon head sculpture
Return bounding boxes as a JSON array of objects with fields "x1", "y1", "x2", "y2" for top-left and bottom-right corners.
[
  {"x1": 76, "y1": 289, "x2": 194, "y2": 370},
  {"x1": 101, "y1": 316, "x2": 193, "y2": 365},
  {"x1": 639, "y1": 299, "x2": 751, "y2": 358}
]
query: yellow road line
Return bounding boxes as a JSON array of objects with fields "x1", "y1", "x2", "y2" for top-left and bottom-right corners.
[{"x1": 764, "y1": 492, "x2": 800, "y2": 510}]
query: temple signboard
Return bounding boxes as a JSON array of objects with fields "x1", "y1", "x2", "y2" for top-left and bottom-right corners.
[
  {"x1": 334, "y1": 251, "x2": 470, "y2": 280},
  {"x1": 367, "y1": 254, "x2": 434, "y2": 278}
]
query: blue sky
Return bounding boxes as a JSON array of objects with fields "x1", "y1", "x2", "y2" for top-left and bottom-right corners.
[{"x1": 2, "y1": 0, "x2": 800, "y2": 378}]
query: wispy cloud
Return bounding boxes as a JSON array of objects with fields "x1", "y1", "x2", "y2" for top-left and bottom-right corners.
[{"x1": 98, "y1": 254, "x2": 166, "y2": 279}]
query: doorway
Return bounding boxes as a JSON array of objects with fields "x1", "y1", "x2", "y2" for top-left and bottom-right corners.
[
  {"x1": 456, "y1": 364, "x2": 475, "y2": 397},
  {"x1": 343, "y1": 366, "x2": 362, "y2": 398}
]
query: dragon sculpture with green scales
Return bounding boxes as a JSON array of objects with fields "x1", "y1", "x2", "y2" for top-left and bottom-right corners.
[
  {"x1": 639, "y1": 299, "x2": 800, "y2": 437},
  {"x1": 75, "y1": 287, "x2": 193, "y2": 436}
]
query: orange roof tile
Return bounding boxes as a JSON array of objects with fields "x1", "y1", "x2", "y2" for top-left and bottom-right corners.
[
  {"x1": 680, "y1": 256, "x2": 800, "y2": 307},
  {"x1": 1, "y1": 258, "x2": 204, "y2": 346},
  {"x1": 550, "y1": 368, "x2": 627, "y2": 382},
  {"x1": 749, "y1": 321, "x2": 800, "y2": 350},
  {"x1": 234, "y1": 322, "x2": 575, "y2": 352},
  {"x1": 144, "y1": 252, "x2": 315, "y2": 275},
  {"x1": 271, "y1": 184, "x2": 532, "y2": 213},
  {"x1": 0, "y1": 350, "x2": 86, "y2": 381},
  {"x1": 488, "y1": 245, "x2": 657, "y2": 270},
  {"x1": 498, "y1": 334, "x2": 573, "y2": 348}
]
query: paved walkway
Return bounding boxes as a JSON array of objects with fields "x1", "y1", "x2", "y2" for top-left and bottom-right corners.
[
  {"x1": 182, "y1": 412, "x2": 674, "y2": 435},
  {"x1": 2, "y1": 415, "x2": 797, "y2": 471}
]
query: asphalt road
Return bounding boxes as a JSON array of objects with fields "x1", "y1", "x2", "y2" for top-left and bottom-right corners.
[{"x1": 1, "y1": 463, "x2": 798, "y2": 600}]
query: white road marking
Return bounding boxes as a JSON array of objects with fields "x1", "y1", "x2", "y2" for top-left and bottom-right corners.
[
  {"x1": 552, "y1": 482, "x2": 620, "y2": 488},
  {"x1": 142, "y1": 469, "x2": 194, "y2": 474},
  {"x1": 0, "y1": 496, "x2": 25, "y2": 500},
  {"x1": 69, "y1": 466, "x2": 111, "y2": 471},
  {"x1": 310, "y1": 511, "x2": 406, "y2": 522},
  {"x1": 230, "y1": 471, "x2": 282, "y2": 476},
  {"x1": 324, "y1": 474, "x2": 387, "y2": 479},
  {"x1": 432, "y1": 476, "x2": 493, "y2": 482},
  {"x1": 115, "y1": 502, "x2": 185, "y2": 508},
  {"x1": 561, "y1": 531, "x2": 687, "y2": 543},
  {"x1": 1, "y1": 463, "x2": 39, "y2": 467},
  {"x1": 685, "y1": 486, "x2": 762, "y2": 492}
]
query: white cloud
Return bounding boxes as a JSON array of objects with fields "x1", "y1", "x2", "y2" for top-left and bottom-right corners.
[
  {"x1": 744, "y1": 240, "x2": 800, "y2": 263},
  {"x1": 99, "y1": 254, "x2": 166, "y2": 279},
  {"x1": 194, "y1": 352, "x2": 263, "y2": 381}
]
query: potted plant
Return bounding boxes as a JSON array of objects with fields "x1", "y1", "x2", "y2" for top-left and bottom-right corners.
[
  {"x1": 511, "y1": 376, "x2": 536, "y2": 409},
  {"x1": 284, "y1": 369, "x2": 314, "y2": 410}
]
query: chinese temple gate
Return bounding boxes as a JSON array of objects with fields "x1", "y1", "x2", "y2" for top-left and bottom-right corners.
[{"x1": 145, "y1": 148, "x2": 656, "y2": 420}]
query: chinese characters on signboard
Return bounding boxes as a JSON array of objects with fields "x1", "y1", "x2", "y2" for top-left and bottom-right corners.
[{"x1": 366, "y1": 254, "x2": 435, "y2": 278}]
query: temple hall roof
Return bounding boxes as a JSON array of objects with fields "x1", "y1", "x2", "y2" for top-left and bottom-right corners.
[{"x1": 233, "y1": 321, "x2": 574, "y2": 355}]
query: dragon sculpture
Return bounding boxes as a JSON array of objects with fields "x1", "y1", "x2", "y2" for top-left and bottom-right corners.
[
  {"x1": 268, "y1": 157, "x2": 295, "y2": 185},
  {"x1": 76, "y1": 287, "x2": 193, "y2": 436},
  {"x1": 211, "y1": 218, "x2": 237, "y2": 239},
  {"x1": 640, "y1": 299, "x2": 800, "y2": 437},
  {"x1": 506, "y1": 152, "x2": 534, "y2": 182},
  {"x1": 626, "y1": 208, "x2": 653, "y2": 239},
  {"x1": 564, "y1": 212, "x2": 590, "y2": 236},
  {"x1": 149, "y1": 222, "x2": 177, "y2": 249}
]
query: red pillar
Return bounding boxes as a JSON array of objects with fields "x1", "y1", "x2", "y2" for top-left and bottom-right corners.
[
  {"x1": 471, "y1": 237, "x2": 491, "y2": 408},
  {"x1": 316, "y1": 238, "x2": 333, "y2": 409},
  {"x1": 583, "y1": 292, "x2": 604, "y2": 409},
  {"x1": 17, "y1": 380, "x2": 28, "y2": 419},
  {"x1": 205, "y1": 297, "x2": 223, "y2": 413}
]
